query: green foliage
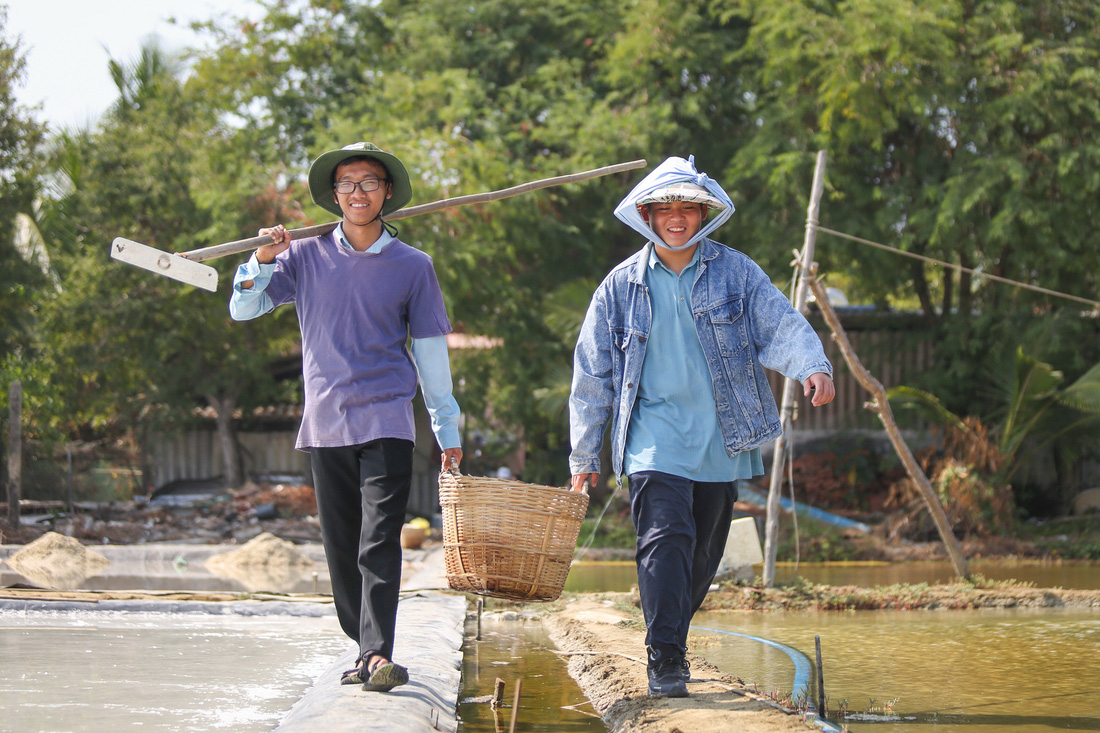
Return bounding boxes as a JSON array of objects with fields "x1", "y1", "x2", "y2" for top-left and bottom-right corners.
[
  {"x1": 891, "y1": 344, "x2": 1100, "y2": 515},
  {"x1": 775, "y1": 516, "x2": 863, "y2": 562},
  {"x1": 723, "y1": 0, "x2": 1100, "y2": 315},
  {"x1": 6, "y1": 0, "x2": 1100, "y2": 503},
  {"x1": 1020, "y1": 515, "x2": 1100, "y2": 559},
  {"x1": 578, "y1": 499, "x2": 637, "y2": 550},
  {"x1": 0, "y1": 10, "x2": 48, "y2": 369}
]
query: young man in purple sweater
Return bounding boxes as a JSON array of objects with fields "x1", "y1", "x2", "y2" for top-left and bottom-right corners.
[{"x1": 230, "y1": 142, "x2": 463, "y2": 692}]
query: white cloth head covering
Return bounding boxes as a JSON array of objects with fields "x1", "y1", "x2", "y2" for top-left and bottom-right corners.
[
  {"x1": 635, "y1": 181, "x2": 728, "y2": 210},
  {"x1": 613, "y1": 155, "x2": 735, "y2": 251}
]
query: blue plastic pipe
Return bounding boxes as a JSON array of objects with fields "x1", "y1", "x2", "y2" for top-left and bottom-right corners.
[
  {"x1": 690, "y1": 625, "x2": 845, "y2": 733},
  {"x1": 738, "y1": 486, "x2": 872, "y2": 534}
]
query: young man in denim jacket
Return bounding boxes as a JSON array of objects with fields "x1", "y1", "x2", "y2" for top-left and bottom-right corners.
[{"x1": 568, "y1": 155, "x2": 834, "y2": 698}]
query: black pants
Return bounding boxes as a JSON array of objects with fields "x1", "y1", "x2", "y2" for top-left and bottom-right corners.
[
  {"x1": 627, "y1": 471, "x2": 738, "y2": 664},
  {"x1": 310, "y1": 438, "x2": 413, "y2": 662}
]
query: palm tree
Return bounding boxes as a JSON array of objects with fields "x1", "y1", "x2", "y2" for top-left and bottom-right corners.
[{"x1": 107, "y1": 38, "x2": 185, "y2": 116}]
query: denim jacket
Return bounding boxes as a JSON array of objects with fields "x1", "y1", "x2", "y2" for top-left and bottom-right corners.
[{"x1": 568, "y1": 238, "x2": 832, "y2": 478}]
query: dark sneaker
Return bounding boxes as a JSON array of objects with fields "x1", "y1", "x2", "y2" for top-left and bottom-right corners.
[
  {"x1": 678, "y1": 656, "x2": 691, "y2": 682},
  {"x1": 647, "y1": 657, "x2": 689, "y2": 698}
]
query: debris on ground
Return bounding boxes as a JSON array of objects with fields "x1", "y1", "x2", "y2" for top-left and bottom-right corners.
[
  {"x1": 204, "y1": 532, "x2": 318, "y2": 592},
  {"x1": 4, "y1": 531, "x2": 110, "y2": 590},
  {"x1": 0, "y1": 480, "x2": 323, "y2": 547}
]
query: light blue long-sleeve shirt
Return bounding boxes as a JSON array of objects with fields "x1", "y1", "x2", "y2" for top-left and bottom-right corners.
[
  {"x1": 230, "y1": 224, "x2": 461, "y2": 449},
  {"x1": 622, "y1": 247, "x2": 763, "y2": 481}
]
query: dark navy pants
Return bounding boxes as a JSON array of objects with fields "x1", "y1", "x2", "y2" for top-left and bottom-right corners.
[
  {"x1": 627, "y1": 471, "x2": 738, "y2": 663},
  {"x1": 310, "y1": 438, "x2": 413, "y2": 662}
]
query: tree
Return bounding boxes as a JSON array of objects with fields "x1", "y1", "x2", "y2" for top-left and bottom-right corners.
[
  {"x1": 34, "y1": 40, "x2": 301, "y2": 490},
  {"x1": 0, "y1": 7, "x2": 48, "y2": 375},
  {"x1": 721, "y1": 0, "x2": 1100, "y2": 317},
  {"x1": 187, "y1": 0, "x2": 759, "y2": 481}
]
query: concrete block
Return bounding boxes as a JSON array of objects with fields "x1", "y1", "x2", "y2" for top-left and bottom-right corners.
[
  {"x1": 716, "y1": 517, "x2": 764, "y2": 583},
  {"x1": 1072, "y1": 488, "x2": 1100, "y2": 516}
]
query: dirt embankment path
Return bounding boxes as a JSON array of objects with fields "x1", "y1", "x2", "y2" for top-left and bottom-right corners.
[{"x1": 545, "y1": 596, "x2": 816, "y2": 733}]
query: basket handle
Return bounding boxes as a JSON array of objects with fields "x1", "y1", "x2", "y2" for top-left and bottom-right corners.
[{"x1": 447, "y1": 456, "x2": 462, "y2": 476}]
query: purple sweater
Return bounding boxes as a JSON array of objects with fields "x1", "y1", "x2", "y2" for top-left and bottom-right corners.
[{"x1": 264, "y1": 233, "x2": 452, "y2": 449}]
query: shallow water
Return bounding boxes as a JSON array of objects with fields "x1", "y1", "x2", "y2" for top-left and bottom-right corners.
[
  {"x1": 693, "y1": 608, "x2": 1100, "y2": 732},
  {"x1": 457, "y1": 614, "x2": 604, "y2": 732},
  {"x1": 0, "y1": 610, "x2": 350, "y2": 732},
  {"x1": 566, "y1": 560, "x2": 1100, "y2": 730},
  {"x1": 566, "y1": 559, "x2": 1100, "y2": 593}
]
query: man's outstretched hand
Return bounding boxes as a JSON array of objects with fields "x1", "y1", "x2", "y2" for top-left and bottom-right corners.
[{"x1": 803, "y1": 372, "x2": 835, "y2": 406}]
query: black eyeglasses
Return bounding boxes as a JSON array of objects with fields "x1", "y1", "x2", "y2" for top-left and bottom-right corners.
[{"x1": 334, "y1": 177, "x2": 389, "y2": 194}]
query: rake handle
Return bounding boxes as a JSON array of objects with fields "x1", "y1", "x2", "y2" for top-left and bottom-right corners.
[{"x1": 180, "y1": 159, "x2": 647, "y2": 263}]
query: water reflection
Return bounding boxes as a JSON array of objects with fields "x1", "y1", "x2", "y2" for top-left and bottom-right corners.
[
  {"x1": 458, "y1": 616, "x2": 603, "y2": 732},
  {"x1": 1, "y1": 544, "x2": 333, "y2": 595},
  {"x1": 3, "y1": 559, "x2": 105, "y2": 591},
  {"x1": 204, "y1": 558, "x2": 317, "y2": 593},
  {"x1": 565, "y1": 560, "x2": 1100, "y2": 593}
]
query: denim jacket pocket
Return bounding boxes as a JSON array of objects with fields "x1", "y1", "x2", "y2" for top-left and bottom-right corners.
[
  {"x1": 706, "y1": 298, "x2": 749, "y2": 357},
  {"x1": 610, "y1": 328, "x2": 629, "y2": 370}
]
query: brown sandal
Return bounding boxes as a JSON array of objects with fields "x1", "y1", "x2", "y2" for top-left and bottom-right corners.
[
  {"x1": 340, "y1": 662, "x2": 366, "y2": 685},
  {"x1": 340, "y1": 653, "x2": 373, "y2": 685}
]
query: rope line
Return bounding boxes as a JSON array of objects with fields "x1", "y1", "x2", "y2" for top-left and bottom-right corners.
[
  {"x1": 813, "y1": 225, "x2": 1100, "y2": 309},
  {"x1": 573, "y1": 481, "x2": 622, "y2": 562}
]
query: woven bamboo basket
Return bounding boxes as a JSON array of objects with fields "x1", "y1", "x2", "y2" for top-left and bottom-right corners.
[{"x1": 438, "y1": 469, "x2": 589, "y2": 602}]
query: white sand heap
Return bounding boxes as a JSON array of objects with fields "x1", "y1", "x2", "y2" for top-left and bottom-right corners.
[
  {"x1": 5, "y1": 531, "x2": 110, "y2": 590},
  {"x1": 205, "y1": 532, "x2": 316, "y2": 593}
]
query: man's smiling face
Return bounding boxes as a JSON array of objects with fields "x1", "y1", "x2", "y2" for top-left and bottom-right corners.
[
  {"x1": 644, "y1": 200, "x2": 706, "y2": 249},
  {"x1": 332, "y1": 158, "x2": 392, "y2": 226}
]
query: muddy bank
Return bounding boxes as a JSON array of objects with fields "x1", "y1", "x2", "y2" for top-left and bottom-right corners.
[
  {"x1": 542, "y1": 578, "x2": 1100, "y2": 732},
  {"x1": 701, "y1": 579, "x2": 1100, "y2": 611},
  {"x1": 544, "y1": 596, "x2": 817, "y2": 732}
]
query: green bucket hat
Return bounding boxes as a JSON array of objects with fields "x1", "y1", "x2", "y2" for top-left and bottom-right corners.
[{"x1": 307, "y1": 142, "x2": 413, "y2": 218}]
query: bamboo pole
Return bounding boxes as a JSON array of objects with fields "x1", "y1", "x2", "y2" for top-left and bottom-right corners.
[
  {"x1": 180, "y1": 159, "x2": 648, "y2": 262},
  {"x1": 508, "y1": 679, "x2": 523, "y2": 733},
  {"x1": 807, "y1": 270, "x2": 970, "y2": 579},
  {"x1": 762, "y1": 150, "x2": 827, "y2": 587}
]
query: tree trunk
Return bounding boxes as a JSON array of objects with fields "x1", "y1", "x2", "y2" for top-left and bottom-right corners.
[
  {"x1": 7, "y1": 382, "x2": 22, "y2": 526},
  {"x1": 941, "y1": 264, "x2": 954, "y2": 317},
  {"x1": 959, "y1": 251, "x2": 973, "y2": 315},
  {"x1": 911, "y1": 257, "x2": 936, "y2": 318},
  {"x1": 808, "y1": 273, "x2": 971, "y2": 579},
  {"x1": 206, "y1": 392, "x2": 243, "y2": 488},
  {"x1": 1053, "y1": 447, "x2": 1083, "y2": 517}
]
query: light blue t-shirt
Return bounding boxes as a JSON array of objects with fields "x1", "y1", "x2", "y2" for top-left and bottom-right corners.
[{"x1": 623, "y1": 248, "x2": 763, "y2": 482}]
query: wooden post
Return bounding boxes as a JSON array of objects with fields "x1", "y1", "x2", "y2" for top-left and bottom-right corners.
[
  {"x1": 815, "y1": 635, "x2": 825, "y2": 715},
  {"x1": 491, "y1": 678, "x2": 506, "y2": 709},
  {"x1": 66, "y1": 443, "x2": 75, "y2": 515},
  {"x1": 763, "y1": 151, "x2": 828, "y2": 587},
  {"x1": 7, "y1": 382, "x2": 22, "y2": 526},
  {"x1": 507, "y1": 679, "x2": 523, "y2": 733},
  {"x1": 807, "y1": 272, "x2": 970, "y2": 579}
]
